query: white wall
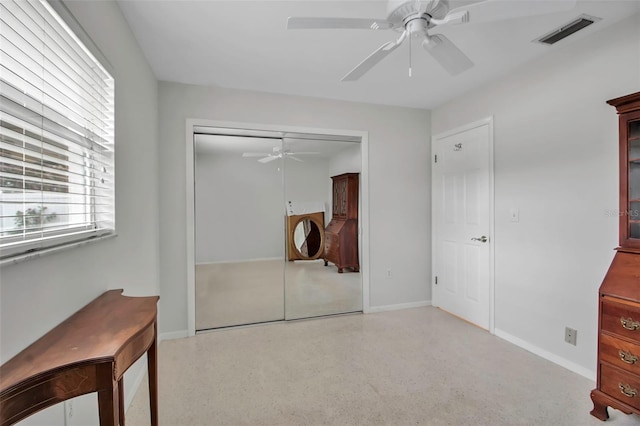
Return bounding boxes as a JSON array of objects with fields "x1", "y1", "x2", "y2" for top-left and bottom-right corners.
[
  {"x1": 285, "y1": 156, "x2": 334, "y2": 230},
  {"x1": 158, "y1": 84, "x2": 431, "y2": 334},
  {"x1": 329, "y1": 144, "x2": 362, "y2": 176},
  {"x1": 432, "y1": 13, "x2": 640, "y2": 378},
  {"x1": 0, "y1": 1, "x2": 160, "y2": 424}
]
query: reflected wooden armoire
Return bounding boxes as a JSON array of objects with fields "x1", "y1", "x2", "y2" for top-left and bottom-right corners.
[
  {"x1": 324, "y1": 173, "x2": 359, "y2": 273},
  {"x1": 591, "y1": 92, "x2": 640, "y2": 421}
]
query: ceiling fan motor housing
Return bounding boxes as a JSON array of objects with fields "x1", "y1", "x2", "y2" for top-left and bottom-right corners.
[{"x1": 386, "y1": 0, "x2": 450, "y2": 30}]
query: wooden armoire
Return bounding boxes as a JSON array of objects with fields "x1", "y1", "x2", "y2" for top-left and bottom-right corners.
[
  {"x1": 324, "y1": 173, "x2": 359, "y2": 273},
  {"x1": 591, "y1": 92, "x2": 640, "y2": 421}
]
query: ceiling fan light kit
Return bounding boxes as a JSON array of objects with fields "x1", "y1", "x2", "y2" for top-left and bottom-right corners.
[
  {"x1": 287, "y1": 0, "x2": 578, "y2": 81},
  {"x1": 243, "y1": 146, "x2": 320, "y2": 164}
]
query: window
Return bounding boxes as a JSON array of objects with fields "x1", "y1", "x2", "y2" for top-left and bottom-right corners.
[{"x1": 0, "y1": 0, "x2": 115, "y2": 261}]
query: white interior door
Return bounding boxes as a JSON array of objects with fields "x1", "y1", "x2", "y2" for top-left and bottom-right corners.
[{"x1": 432, "y1": 119, "x2": 493, "y2": 330}]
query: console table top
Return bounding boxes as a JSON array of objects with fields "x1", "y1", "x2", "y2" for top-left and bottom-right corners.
[{"x1": 0, "y1": 289, "x2": 159, "y2": 393}]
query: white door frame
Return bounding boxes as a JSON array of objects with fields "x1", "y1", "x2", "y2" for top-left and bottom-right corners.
[
  {"x1": 431, "y1": 117, "x2": 495, "y2": 333},
  {"x1": 185, "y1": 118, "x2": 370, "y2": 337}
]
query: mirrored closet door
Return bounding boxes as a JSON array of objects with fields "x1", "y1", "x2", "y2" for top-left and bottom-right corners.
[
  {"x1": 283, "y1": 137, "x2": 363, "y2": 320},
  {"x1": 194, "y1": 135, "x2": 286, "y2": 329},
  {"x1": 194, "y1": 128, "x2": 363, "y2": 331}
]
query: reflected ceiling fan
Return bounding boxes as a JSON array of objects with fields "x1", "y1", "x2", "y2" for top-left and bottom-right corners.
[
  {"x1": 287, "y1": 0, "x2": 577, "y2": 80},
  {"x1": 242, "y1": 146, "x2": 320, "y2": 163}
]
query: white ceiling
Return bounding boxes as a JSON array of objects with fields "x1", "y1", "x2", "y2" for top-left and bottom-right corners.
[{"x1": 117, "y1": 0, "x2": 639, "y2": 110}]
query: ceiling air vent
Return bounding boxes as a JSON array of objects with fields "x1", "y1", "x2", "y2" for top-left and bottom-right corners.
[{"x1": 535, "y1": 15, "x2": 601, "y2": 45}]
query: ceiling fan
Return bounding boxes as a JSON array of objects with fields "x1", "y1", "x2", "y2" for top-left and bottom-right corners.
[
  {"x1": 242, "y1": 146, "x2": 320, "y2": 163},
  {"x1": 287, "y1": 0, "x2": 577, "y2": 81}
]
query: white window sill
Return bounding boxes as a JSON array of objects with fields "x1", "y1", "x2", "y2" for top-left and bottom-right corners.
[{"x1": 0, "y1": 233, "x2": 118, "y2": 267}]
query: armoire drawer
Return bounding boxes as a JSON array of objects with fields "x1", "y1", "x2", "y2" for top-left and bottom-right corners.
[
  {"x1": 601, "y1": 299, "x2": 640, "y2": 341},
  {"x1": 600, "y1": 333, "x2": 640, "y2": 375},
  {"x1": 324, "y1": 233, "x2": 340, "y2": 259},
  {"x1": 600, "y1": 363, "x2": 640, "y2": 411}
]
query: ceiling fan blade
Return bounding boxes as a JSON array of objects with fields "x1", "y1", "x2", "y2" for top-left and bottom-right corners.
[
  {"x1": 288, "y1": 152, "x2": 320, "y2": 155},
  {"x1": 287, "y1": 155, "x2": 304, "y2": 162},
  {"x1": 422, "y1": 34, "x2": 473, "y2": 76},
  {"x1": 258, "y1": 156, "x2": 279, "y2": 164},
  {"x1": 287, "y1": 17, "x2": 393, "y2": 30},
  {"x1": 342, "y1": 35, "x2": 405, "y2": 82},
  {"x1": 446, "y1": 0, "x2": 577, "y2": 25}
]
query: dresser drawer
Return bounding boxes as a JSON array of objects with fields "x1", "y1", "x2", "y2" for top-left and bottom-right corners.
[
  {"x1": 600, "y1": 333, "x2": 640, "y2": 374},
  {"x1": 602, "y1": 300, "x2": 640, "y2": 341},
  {"x1": 325, "y1": 233, "x2": 339, "y2": 249},
  {"x1": 600, "y1": 363, "x2": 640, "y2": 410},
  {"x1": 324, "y1": 233, "x2": 340, "y2": 261}
]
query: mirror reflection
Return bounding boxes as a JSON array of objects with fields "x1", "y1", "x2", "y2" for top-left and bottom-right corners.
[
  {"x1": 194, "y1": 130, "x2": 363, "y2": 331},
  {"x1": 294, "y1": 219, "x2": 322, "y2": 258}
]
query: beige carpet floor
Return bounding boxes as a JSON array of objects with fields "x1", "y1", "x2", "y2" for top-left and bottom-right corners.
[
  {"x1": 126, "y1": 307, "x2": 639, "y2": 425},
  {"x1": 196, "y1": 259, "x2": 362, "y2": 329}
]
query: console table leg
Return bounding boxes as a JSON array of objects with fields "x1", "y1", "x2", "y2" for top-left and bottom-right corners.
[
  {"x1": 118, "y1": 378, "x2": 125, "y2": 426},
  {"x1": 97, "y1": 380, "x2": 119, "y2": 426},
  {"x1": 148, "y1": 323, "x2": 159, "y2": 426}
]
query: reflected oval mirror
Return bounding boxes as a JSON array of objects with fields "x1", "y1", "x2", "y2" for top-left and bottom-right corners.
[{"x1": 293, "y1": 218, "x2": 323, "y2": 259}]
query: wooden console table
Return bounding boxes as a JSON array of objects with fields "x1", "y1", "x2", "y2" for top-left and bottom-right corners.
[{"x1": 0, "y1": 289, "x2": 159, "y2": 426}]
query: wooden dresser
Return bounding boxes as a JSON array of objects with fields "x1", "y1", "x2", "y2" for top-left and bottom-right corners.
[
  {"x1": 324, "y1": 173, "x2": 359, "y2": 273},
  {"x1": 591, "y1": 91, "x2": 640, "y2": 421}
]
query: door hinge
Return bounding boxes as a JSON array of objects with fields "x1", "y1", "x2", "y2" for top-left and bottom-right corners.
[
  {"x1": 434, "y1": 154, "x2": 438, "y2": 163},
  {"x1": 435, "y1": 276, "x2": 438, "y2": 285}
]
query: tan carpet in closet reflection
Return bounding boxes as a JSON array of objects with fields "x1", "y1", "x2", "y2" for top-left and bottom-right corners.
[{"x1": 196, "y1": 259, "x2": 362, "y2": 329}]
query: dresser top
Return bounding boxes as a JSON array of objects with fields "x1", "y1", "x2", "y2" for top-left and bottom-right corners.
[
  {"x1": 607, "y1": 91, "x2": 640, "y2": 114},
  {"x1": 600, "y1": 251, "x2": 640, "y2": 302},
  {"x1": 331, "y1": 172, "x2": 359, "y2": 179}
]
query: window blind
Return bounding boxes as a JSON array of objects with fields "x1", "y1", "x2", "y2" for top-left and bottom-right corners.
[{"x1": 0, "y1": 0, "x2": 115, "y2": 260}]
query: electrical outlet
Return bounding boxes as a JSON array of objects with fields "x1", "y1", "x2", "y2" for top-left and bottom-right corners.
[
  {"x1": 386, "y1": 269, "x2": 392, "y2": 278},
  {"x1": 565, "y1": 327, "x2": 578, "y2": 346}
]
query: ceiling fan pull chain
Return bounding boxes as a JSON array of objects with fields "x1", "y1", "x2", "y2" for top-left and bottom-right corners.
[{"x1": 408, "y1": 32, "x2": 412, "y2": 77}]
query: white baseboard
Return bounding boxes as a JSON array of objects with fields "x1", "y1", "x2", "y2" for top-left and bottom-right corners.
[
  {"x1": 367, "y1": 300, "x2": 432, "y2": 313},
  {"x1": 159, "y1": 330, "x2": 189, "y2": 341},
  {"x1": 494, "y1": 328, "x2": 595, "y2": 381}
]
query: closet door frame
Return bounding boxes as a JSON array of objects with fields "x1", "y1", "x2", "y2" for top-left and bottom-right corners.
[{"x1": 185, "y1": 118, "x2": 369, "y2": 337}]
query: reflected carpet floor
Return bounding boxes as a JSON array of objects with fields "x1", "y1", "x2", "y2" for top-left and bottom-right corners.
[{"x1": 196, "y1": 259, "x2": 362, "y2": 329}]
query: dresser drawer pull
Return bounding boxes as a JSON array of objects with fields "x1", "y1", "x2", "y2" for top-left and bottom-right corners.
[
  {"x1": 619, "y1": 383, "x2": 638, "y2": 398},
  {"x1": 619, "y1": 350, "x2": 639, "y2": 364},
  {"x1": 620, "y1": 317, "x2": 640, "y2": 331}
]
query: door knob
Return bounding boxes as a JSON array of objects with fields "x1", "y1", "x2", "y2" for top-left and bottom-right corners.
[{"x1": 471, "y1": 236, "x2": 488, "y2": 243}]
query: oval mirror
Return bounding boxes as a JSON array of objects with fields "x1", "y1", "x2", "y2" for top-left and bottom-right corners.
[{"x1": 293, "y1": 218, "x2": 323, "y2": 259}]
